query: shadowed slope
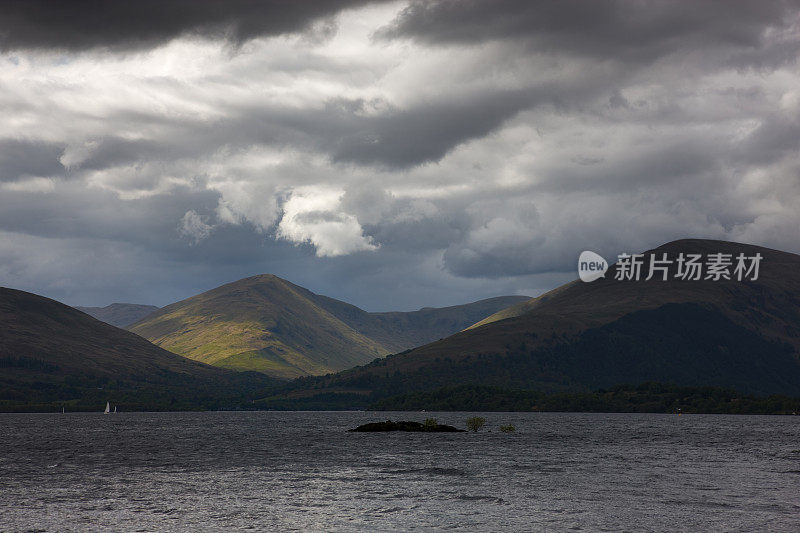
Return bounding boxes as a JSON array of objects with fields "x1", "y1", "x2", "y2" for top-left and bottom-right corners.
[
  {"x1": 276, "y1": 240, "x2": 800, "y2": 405},
  {"x1": 0, "y1": 287, "x2": 275, "y2": 411}
]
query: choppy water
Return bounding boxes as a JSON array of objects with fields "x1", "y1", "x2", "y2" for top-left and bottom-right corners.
[{"x1": 1, "y1": 411, "x2": 799, "y2": 532}]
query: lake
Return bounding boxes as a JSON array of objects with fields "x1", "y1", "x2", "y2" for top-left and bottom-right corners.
[{"x1": 1, "y1": 411, "x2": 798, "y2": 532}]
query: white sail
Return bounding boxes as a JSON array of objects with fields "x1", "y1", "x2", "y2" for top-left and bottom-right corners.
[{"x1": 104, "y1": 401, "x2": 110, "y2": 414}]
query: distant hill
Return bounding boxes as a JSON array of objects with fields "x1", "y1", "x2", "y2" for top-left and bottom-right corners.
[
  {"x1": 76, "y1": 303, "x2": 159, "y2": 328},
  {"x1": 0, "y1": 287, "x2": 275, "y2": 412},
  {"x1": 310, "y1": 294, "x2": 530, "y2": 352},
  {"x1": 271, "y1": 239, "x2": 800, "y2": 407},
  {"x1": 130, "y1": 274, "x2": 528, "y2": 379}
]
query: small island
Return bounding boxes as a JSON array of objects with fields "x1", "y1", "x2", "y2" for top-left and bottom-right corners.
[{"x1": 349, "y1": 419, "x2": 465, "y2": 432}]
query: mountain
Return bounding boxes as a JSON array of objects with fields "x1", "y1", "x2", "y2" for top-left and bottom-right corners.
[
  {"x1": 76, "y1": 303, "x2": 159, "y2": 328},
  {"x1": 130, "y1": 275, "x2": 387, "y2": 379},
  {"x1": 129, "y1": 274, "x2": 528, "y2": 380},
  {"x1": 272, "y1": 239, "x2": 800, "y2": 407},
  {"x1": 0, "y1": 287, "x2": 275, "y2": 412}
]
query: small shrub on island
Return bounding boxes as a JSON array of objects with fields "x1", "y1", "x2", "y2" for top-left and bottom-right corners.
[
  {"x1": 423, "y1": 418, "x2": 438, "y2": 429},
  {"x1": 466, "y1": 416, "x2": 486, "y2": 432},
  {"x1": 499, "y1": 424, "x2": 515, "y2": 433}
]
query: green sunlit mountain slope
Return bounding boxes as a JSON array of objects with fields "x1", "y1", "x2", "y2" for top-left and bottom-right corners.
[{"x1": 130, "y1": 274, "x2": 527, "y2": 379}]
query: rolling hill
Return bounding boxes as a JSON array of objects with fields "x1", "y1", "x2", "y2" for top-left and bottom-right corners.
[
  {"x1": 0, "y1": 287, "x2": 276, "y2": 411},
  {"x1": 129, "y1": 274, "x2": 527, "y2": 379},
  {"x1": 271, "y1": 239, "x2": 800, "y2": 407},
  {"x1": 76, "y1": 303, "x2": 159, "y2": 328}
]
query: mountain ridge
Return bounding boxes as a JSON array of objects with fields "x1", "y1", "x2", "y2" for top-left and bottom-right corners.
[
  {"x1": 129, "y1": 274, "x2": 528, "y2": 379},
  {"x1": 76, "y1": 303, "x2": 160, "y2": 328},
  {"x1": 268, "y1": 239, "x2": 800, "y2": 406}
]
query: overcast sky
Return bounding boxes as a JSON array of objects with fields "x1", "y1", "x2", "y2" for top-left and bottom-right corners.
[{"x1": 1, "y1": 0, "x2": 799, "y2": 311}]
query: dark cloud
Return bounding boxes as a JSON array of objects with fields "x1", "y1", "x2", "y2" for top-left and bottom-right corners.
[
  {"x1": 329, "y1": 91, "x2": 537, "y2": 167},
  {"x1": 379, "y1": 0, "x2": 800, "y2": 66},
  {"x1": 0, "y1": 139, "x2": 64, "y2": 181},
  {"x1": 532, "y1": 138, "x2": 723, "y2": 195},
  {"x1": 230, "y1": 77, "x2": 613, "y2": 169},
  {"x1": 1, "y1": 0, "x2": 800, "y2": 311},
  {"x1": 0, "y1": 0, "x2": 381, "y2": 52},
  {"x1": 737, "y1": 114, "x2": 800, "y2": 166},
  {"x1": 101, "y1": 89, "x2": 550, "y2": 170},
  {"x1": 0, "y1": 182, "x2": 218, "y2": 249}
]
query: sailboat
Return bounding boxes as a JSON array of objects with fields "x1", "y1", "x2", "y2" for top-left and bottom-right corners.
[{"x1": 104, "y1": 401, "x2": 110, "y2": 415}]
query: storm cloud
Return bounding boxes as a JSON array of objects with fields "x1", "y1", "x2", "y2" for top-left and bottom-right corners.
[
  {"x1": 0, "y1": 1, "x2": 799, "y2": 311},
  {"x1": 380, "y1": 0, "x2": 800, "y2": 66},
  {"x1": 0, "y1": 0, "x2": 383, "y2": 51}
]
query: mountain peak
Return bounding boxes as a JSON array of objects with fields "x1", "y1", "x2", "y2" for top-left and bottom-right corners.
[{"x1": 129, "y1": 275, "x2": 529, "y2": 380}]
